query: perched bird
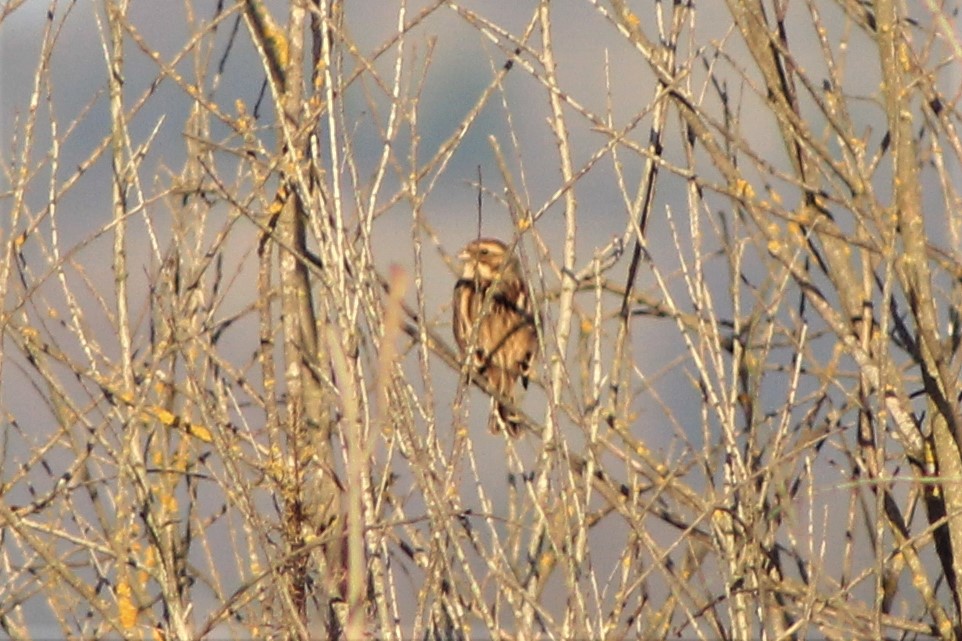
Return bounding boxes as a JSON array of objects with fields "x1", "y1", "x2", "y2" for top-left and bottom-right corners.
[{"x1": 453, "y1": 238, "x2": 538, "y2": 436}]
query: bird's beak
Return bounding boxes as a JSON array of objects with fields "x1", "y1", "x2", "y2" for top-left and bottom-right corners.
[{"x1": 457, "y1": 249, "x2": 471, "y2": 262}]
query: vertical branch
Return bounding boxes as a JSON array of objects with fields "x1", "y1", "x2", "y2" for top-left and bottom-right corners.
[
  {"x1": 277, "y1": 0, "x2": 316, "y2": 628},
  {"x1": 537, "y1": 0, "x2": 577, "y2": 443},
  {"x1": 103, "y1": 2, "x2": 140, "y2": 638},
  {"x1": 877, "y1": 0, "x2": 962, "y2": 631},
  {"x1": 245, "y1": 0, "x2": 331, "y2": 632},
  {"x1": 309, "y1": 0, "x2": 348, "y2": 628},
  {"x1": 106, "y1": 0, "x2": 133, "y2": 391},
  {"x1": 517, "y1": 2, "x2": 579, "y2": 638}
]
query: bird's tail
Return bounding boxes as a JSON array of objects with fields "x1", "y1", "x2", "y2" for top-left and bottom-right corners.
[
  {"x1": 489, "y1": 399, "x2": 523, "y2": 437},
  {"x1": 485, "y1": 367, "x2": 524, "y2": 437}
]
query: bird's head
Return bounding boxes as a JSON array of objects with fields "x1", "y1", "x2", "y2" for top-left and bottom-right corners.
[{"x1": 458, "y1": 238, "x2": 514, "y2": 282}]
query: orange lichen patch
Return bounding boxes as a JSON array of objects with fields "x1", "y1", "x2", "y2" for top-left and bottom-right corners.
[
  {"x1": 117, "y1": 579, "x2": 137, "y2": 630},
  {"x1": 733, "y1": 178, "x2": 755, "y2": 201}
]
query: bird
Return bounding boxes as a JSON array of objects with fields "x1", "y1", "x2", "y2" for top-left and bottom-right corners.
[{"x1": 453, "y1": 238, "x2": 538, "y2": 436}]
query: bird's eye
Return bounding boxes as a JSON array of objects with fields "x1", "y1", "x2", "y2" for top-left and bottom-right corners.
[{"x1": 480, "y1": 248, "x2": 489, "y2": 255}]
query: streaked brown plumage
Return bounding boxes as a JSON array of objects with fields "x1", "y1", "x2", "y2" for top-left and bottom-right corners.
[{"x1": 453, "y1": 238, "x2": 538, "y2": 436}]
